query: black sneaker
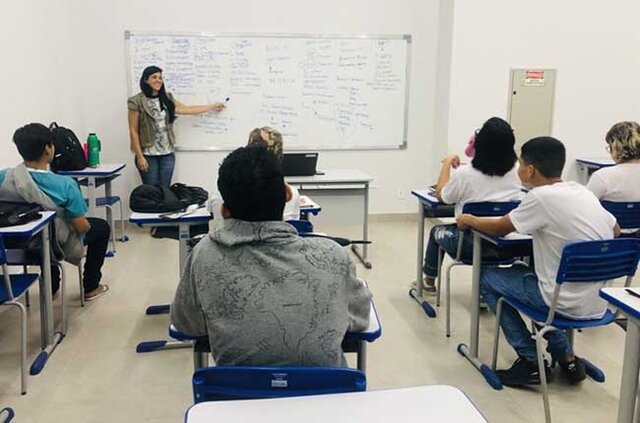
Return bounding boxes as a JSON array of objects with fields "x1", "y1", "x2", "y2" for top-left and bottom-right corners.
[
  {"x1": 558, "y1": 357, "x2": 586, "y2": 385},
  {"x1": 497, "y1": 357, "x2": 554, "y2": 387}
]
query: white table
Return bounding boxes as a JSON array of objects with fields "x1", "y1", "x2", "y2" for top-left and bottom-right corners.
[
  {"x1": 185, "y1": 385, "x2": 487, "y2": 422},
  {"x1": 458, "y1": 230, "x2": 532, "y2": 390},
  {"x1": 575, "y1": 158, "x2": 615, "y2": 184},
  {"x1": 287, "y1": 169, "x2": 374, "y2": 269},
  {"x1": 0, "y1": 211, "x2": 61, "y2": 373},
  {"x1": 600, "y1": 287, "x2": 640, "y2": 423}
]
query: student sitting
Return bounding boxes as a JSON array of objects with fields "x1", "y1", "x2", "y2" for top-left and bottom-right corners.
[
  {"x1": 0, "y1": 123, "x2": 110, "y2": 300},
  {"x1": 247, "y1": 126, "x2": 301, "y2": 221},
  {"x1": 171, "y1": 146, "x2": 371, "y2": 366},
  {"x1": 421, "y1": 117, "x2": 522, "y2": 292},
  {"x1": 587, "y1": 121, "x2": 640, "y2": 201},
  {"x1": 457, "y1": 137, "x2": 620, "y2": 387}
]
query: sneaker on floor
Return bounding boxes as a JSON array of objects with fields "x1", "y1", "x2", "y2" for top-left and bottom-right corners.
[
  {"x1": 497, "y1": 357, "x2": 554, "y2": 387},
  {"x1": 558, "y1": 357, "x2": 586, "y2": 385},
  {"x1": 84, "y1": 284, "x2": 109, "y2": 301},
  {"x1": 410, "y1": 280, "x2": 437, "y2": 295}
]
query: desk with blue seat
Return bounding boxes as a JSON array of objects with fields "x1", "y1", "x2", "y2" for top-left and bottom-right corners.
[
  {"x1": 0, "y1": 211, "x2": 61, "y2": 378},
  {"x1": 57, "y1": 163, "x2": 128, "y2": 255},
  {"x1": 409, "y1": 189, "x2": 454, "y2": 318},
  {"x1": 575, "y1": 158, "x2": 615, "y2": 184},
  {"x1": 130, "y1": 208, "x2": 213, "y2": 352},
  {"x1": 600, "y1": 287, "x2": 640, "y2": 423},
  {"x1": 458, "y1": 229, "x2": 533, "y2": 390}
]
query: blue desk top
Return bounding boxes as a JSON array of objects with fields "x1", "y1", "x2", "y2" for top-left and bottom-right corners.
[
  {"x1": 575, "y1": 158, "x2": 615, "y2": 168},
  {"x1": 57, "y1": 163, "x2": 126, "y2": 177},
  {"x1": 600, "y1": 287, "x2": 640, "y2": 320},
  {"x1": 474, "y1": 230, "x2": 532, "y2": 247},
  {"x1": 0, "y1": 211, "x2": 56, "y2": 238},
  {"x1": 411, "y1": 189, "x2": 441, "y2": 207}
]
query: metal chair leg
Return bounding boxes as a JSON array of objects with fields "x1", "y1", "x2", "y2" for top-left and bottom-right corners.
[
  {"x1": 58, "y1": 263, "x2": 67, "y2": 335},
  {"x1": 492, "y1": 298, "x2": 504, "y2": 370},
  {"x1": 78, "y1": 259, "x2": 85, "y2": 307},
  {"x1": 536, "y1": 328, "x2": 553, "y2": 423}
]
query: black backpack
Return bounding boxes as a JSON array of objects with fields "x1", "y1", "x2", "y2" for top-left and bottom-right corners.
[
  {"x1": 0, "y1": 201, "x2": 42, "y2": 228},
  {"x1": 170, "y1": 183, "x2": 209, "y2": 207},
  {"x1": 129, "y1": 184, "x2": 184, "y2": 213},
  {"x1": 49, "y1": 122, "x2": 87, "y2": 172}
]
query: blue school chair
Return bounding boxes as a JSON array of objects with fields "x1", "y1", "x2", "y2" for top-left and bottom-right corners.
[
  {"x1": 286, "y1": 219, "x2": 314, "y2": 233},
  {"x1": 491, "y1": 238, "x2": 640, "y2": 423},
  {"x1": 192, "y1": 365, "x2": 366, "y2": 403},
  {"x1": 0, "y1": 235, "x2": 41, "y2": 394},
  {"x1": 436, "y1": 201, "x2": 520, "y2": 337},
  {"x1": 601, "y1": 201, "x2": 640, "y2": 232}
]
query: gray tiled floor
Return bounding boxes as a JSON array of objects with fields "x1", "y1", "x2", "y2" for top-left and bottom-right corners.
[{"x1": 0, "y1": 217, "x2": 630, "y2": 422}]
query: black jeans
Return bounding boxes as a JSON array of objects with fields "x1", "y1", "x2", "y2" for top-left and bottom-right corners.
[{"x1": 50, "y1": 217, "x2": 110, "y2": 294}]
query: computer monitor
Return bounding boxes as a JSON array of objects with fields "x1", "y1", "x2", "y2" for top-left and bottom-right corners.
[{"x1": 281, "y1": 153, "x2": 319, "y2": 177}]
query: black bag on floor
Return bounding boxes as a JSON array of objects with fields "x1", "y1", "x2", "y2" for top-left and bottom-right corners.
[
  {"x1": 49, "y1": 122, "x2": 87, "y2": 172},
  {"x1": 170, "y1": 183, "x2": 209, "y2": 207},
  {"x1": 129, "y1": 184, "x2": 184, "y2": 213}
]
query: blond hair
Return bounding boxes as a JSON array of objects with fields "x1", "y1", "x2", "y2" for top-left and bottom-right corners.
[
  {"x1": 606, "y1": 121, "x2": 640, "y2": 162},
  {"x1": 247, "y1": 126, "x2": 283, "y2": 161}
]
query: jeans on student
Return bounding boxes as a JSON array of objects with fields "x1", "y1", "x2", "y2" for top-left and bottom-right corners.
[
  {"x1": 50, "y1": 218, "x2": 110, "y2": 294},
  {"x1": 138, "y1": 153, "x2": 175, "y2": 187},
  {"x1": 423, "y1": 224, "x2": 474, "y2": 278},
  {"x1": 481, "y1": 265, "x2": 573, "y2": 363}
]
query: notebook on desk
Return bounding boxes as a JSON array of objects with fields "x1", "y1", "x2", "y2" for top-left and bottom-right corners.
[{"x1": 282, "y1": 153, "x2": 318, "y2": 176}]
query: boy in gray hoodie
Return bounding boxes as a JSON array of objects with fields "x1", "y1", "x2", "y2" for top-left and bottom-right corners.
[{"x1": 171, "y1": 146, "x2": 371, "y2": 367}]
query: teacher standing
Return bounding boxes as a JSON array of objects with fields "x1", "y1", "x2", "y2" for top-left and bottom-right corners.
[{"x1": 127, "y1": 65, "x2": 226, "y2": 186}]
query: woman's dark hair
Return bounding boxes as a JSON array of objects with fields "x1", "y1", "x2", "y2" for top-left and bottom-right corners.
[
  {"x1": 13, "y1": 123, "x2": 55, "y2": 162},
  {"x1": 140, "y1": 65, "x2": 176, "y2": 123},
  {"x1": 218, "y1": 146, "x2": 286, "y2": 222},
  {"x1": 471, "y1": 117, "x2": 517, "y2": 176}
]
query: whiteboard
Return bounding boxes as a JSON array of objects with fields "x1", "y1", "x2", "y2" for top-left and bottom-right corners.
[{"x1": 126, "y1": 31, "x2": 411, "y2": 151}]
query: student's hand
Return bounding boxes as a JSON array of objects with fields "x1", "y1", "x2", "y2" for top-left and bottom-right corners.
[
  {"x1": 443, "y1": 154, "x2": 461, "y2": 169},
  {"x1": 136, "y1": 155, "x2": 149, "y2": 172},
  {"x1": 456, "y1": 213, "x2": 473, "y2": 229},
  {"x1": 210, "y1": 102, "x2": 226, "y2": 112}
]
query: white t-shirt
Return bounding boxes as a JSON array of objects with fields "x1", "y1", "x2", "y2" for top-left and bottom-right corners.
[
  {"x1": 441, "y1": 165, "x2": 523, "y2": 216},
  {"x1": 586, "y1": 163, "x2": 640, "y2": 201},
  {"x1": 509, "y1": 182, "x2": 617, "y2": 319},
  {"x1": 283, "y1": 184, "x2": 301, "y2": 221}
]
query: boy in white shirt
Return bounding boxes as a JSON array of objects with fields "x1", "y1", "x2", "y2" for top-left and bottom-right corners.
[
  {"x1": 587, "y1": 121, "x2": 640, "y2": 201},
  {"x1": 457, "y1": 137, "x2": 619, "y2": 387}
]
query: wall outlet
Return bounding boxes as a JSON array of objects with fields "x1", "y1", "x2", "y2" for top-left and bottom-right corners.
[{"x1": 396, "y1": 189, "x2": 406, "y2": 200}]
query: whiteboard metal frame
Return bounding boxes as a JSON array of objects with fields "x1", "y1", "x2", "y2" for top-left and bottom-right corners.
[{"x1": 125, "y1": 31, "x2": 411, "y2": 151}]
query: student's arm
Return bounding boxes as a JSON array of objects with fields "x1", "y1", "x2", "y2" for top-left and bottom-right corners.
[
  {"x1": 342, "y1": 254, "x2": 372, "y2": 332},
  {"x1": 457, "y1": 214, "x2": 516, "y2": 237},
  {"x1": 171, "y1": 253, "x2": 208, "y2": 337},
  {"x1": 70, "y1": 216, "x2": 91, "y2": 234},
  {"x1": 174, "y1": 99, "x2": 226, "y2": 115},
  {"x1": 435, "y1": 154, "x2": 461, "y2": 201},
  {"x1": 614, "y1": 222, "x2": 621, "y2": 237},
  {"x1": 127, "y1": 109, "x2": 148, "y2": 172}
]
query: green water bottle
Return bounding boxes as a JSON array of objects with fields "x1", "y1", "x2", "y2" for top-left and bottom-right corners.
[{"x1": 87, "y1": 133, "x2": 101, "y2": 167}]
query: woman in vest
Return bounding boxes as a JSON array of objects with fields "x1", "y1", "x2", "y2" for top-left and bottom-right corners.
[{"x1": 127, "y1": 65, "x2": 227, "y2": 186}]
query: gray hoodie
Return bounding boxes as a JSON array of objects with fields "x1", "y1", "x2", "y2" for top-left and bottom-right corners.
[{"x1": 171, "y1": 219, "x2": 371, "y2": 367}]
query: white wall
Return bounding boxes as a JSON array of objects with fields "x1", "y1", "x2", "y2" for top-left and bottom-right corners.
[
  {"x1": 447, "y1": 0, "x2": 640, "y2": 180},
  {"x1": 0, "y1": 0, "x2": 446, "y2": 215}
]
